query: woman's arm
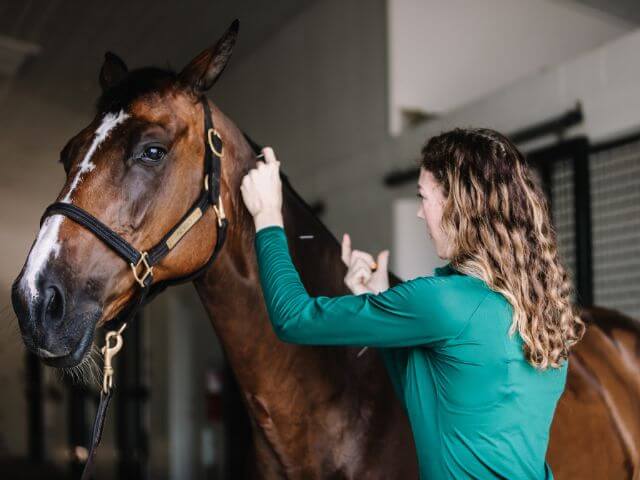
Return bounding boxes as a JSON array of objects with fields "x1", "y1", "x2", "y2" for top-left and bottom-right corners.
[
  {"x1": 255, "y1": 225, "x2": 484, "y2": 348},
  {"x1": 240, "y1": 147, "x2": 487, "y2": 348}
]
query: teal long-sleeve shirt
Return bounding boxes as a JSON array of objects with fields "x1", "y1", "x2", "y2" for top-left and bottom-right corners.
[{"x1": 255, "y1": 225, "x2": 568, "y2": 479}]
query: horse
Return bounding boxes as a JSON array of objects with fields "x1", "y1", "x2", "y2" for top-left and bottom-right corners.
[
  {"x1": 548, "y1": 306, "x2": 640, "y2": 479},
  {"x1": 9, "y1": 20, "x2": 640, "y2": 479}
]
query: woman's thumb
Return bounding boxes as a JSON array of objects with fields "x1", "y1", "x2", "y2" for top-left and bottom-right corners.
[{"x1": 377, "y1": 250, "x2": 390, "y2": 271}]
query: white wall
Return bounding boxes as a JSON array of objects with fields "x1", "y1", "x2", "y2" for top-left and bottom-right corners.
[
  {"x1": 214, "y1": 1, "x2": 640, "y2": 268},
  {"x1": 400, "y1": 27, "x2": 640, "y2": 149},
  {"x1": 210, "y1": 0, "x2": 392, "y2": 260},
  {"x1": 387, "y1": 0, "x2": 634, "y2": 134},
  {"x1": 214, "y1": 0, "x2": 388, "y2": 203},
  {"x1": 392, "y1": 198, "x2": 445, "y2": 279}
]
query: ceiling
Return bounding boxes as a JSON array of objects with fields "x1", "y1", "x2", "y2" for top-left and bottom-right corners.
[
  {"x1": 571, "y1": 0, "x2": 640, "y2": 24},
  {"x1": 387, "y1": 0, "x2": 637, "y2": 134},
  {"x1": 0, "y1": 0, "x2": 316, "y2": 110}
]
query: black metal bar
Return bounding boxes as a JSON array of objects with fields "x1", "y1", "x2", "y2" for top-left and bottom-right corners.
[
  {"x1": 67, "y1": 382, "x2": 88, "y2": 478},
  {"x1": 527, "y1": 137, "x2": 593, "y2": 307},
  {"x1": 538, "y1": 163, "x2": 553, "y2": 217},
  {"x1": 383, "y1": 104, "x2": 583, "y2": 187},
  {"x1": 384, "y1": 167, "x2": 420, "y2": 187},
  {"x1": 509, "y1": 103, "x2": 583, "y2": 144},
  {"x1": 590, "y1": 129, "x2": 640, "y2": 154},
  {"x1": 526, "y1": 137, "x2": 589, "y2": 166},
  {"x1": 25, "y1": 352, "x2": 44, "y2": 461},
  {"x1": 573, "y1": 143, "x2": 594, "y2": 307}
]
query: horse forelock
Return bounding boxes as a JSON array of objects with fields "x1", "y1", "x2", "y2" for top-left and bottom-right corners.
[{"x1": 96, "y1": 66, "x2": 177, "y2": 114}]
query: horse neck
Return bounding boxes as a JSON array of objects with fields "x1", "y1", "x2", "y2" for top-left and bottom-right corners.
[{"x1": 192, "y1": 135, "x2": 379, "y2": 402}]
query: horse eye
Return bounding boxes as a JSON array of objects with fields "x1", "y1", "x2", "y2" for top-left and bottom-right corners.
[{"x1": 141, "y1": 146, "x2": 166, "y2": 162}]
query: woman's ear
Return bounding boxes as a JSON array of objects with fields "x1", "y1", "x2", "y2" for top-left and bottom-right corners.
[{"x1": 178, "y1": 19, "x2": 239, "y2": 96}]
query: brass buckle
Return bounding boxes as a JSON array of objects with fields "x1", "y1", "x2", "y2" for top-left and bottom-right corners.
[
  {"x1": 207, "y1": 128, "x2": 223, "y2": 157},
  {"x1": 102, "y1": 323, "x2": 126, "y2": 394},
  {"x1": 130, "y1": 251, "x2": 153, "y2": 287},
  {"x1": 212, "y1": 196, "x2": 226, "y2": 227}
]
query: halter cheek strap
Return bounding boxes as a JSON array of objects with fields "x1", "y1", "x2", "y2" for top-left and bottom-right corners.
[{"x1": 39, "y1": 96, "x2": 230, "y2": 480}]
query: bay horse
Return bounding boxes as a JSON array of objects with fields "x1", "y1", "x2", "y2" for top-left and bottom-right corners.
[{"x1": 9, "y1": 21, "x2": 640, "y2": 479}]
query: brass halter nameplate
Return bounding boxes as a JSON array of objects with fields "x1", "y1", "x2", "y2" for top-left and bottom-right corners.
[{"x1": 166, "y1": 207, "x2": 203, "y2": 250}]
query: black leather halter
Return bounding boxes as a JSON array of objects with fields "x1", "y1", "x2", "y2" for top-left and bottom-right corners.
[
  {"x1": 40, "y1": 96, "x2": 231, "y2": 480},
  {"x1": 41, "y1": 96, "x2": 228, "y2": 319}
]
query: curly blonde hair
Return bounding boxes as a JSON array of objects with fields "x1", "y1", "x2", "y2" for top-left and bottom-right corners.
[{"x1": 421, "y1": 128, "x2": 586, "y2": 370}]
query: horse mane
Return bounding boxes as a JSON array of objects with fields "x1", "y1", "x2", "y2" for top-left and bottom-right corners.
[
  {"x1": 243, "y1": 132, "x2": 403, "y2": 287},
  {"x1": 242, "y1": 132, "x2": 340, "y2": 245}
]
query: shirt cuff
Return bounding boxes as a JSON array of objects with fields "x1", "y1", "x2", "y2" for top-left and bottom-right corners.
[{"x1": 256, "y1": 224, "x2": 285, "y2": 236}]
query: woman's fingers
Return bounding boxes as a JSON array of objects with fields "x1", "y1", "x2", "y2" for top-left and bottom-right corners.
[
  {"x1": 345, "y1": 258, "x2": 374, "y2": 292},
  {"x1": 342, "y1": 236, "x2": 380, "y2": 272},
  {"x1": 350, "y1": 256, "x2": 372, "y2": 273},
  {"x1": 262, "y1": 146, "x2": 279, "y2": 165},
  {"x1": 345, "y1": 265, "x2": 372, "y2": 287},
  {"x1": 351, "y1": 249, "x2": 376, "y2": 270},
  {"x1": 375, "y1": 250, "x2": 389, "y2": 273},
  {"x1": 341, "y1": 233, "x2": 351, "y2": 266},
  {"x1": 239, "y1": 146, "x2": 282, "y2": 220}
]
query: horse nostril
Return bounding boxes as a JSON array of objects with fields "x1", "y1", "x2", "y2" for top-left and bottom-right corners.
[{"x1": 44, "y1": 284, "x2": 65, "y2": 327}]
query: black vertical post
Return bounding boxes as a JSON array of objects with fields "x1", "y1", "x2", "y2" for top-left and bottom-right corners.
[
  {"x1": 68, "y1": 382, "x2": 88, "y2": 478},
  {"x1": 25, "y1": 352, "x2": 44, "y2": 461},
  {"x1": 538, "y1": 163, "x2": 553, "y2": 218},
  {"x1": 116, "y1": 313, "x2": 148, "y2": 479},
  {"x1": 573, "y1": 142, "x2": 594, "y2": 307},
  {"x1": 223, "y1": 364, "x2": 252, "y2": 479}
]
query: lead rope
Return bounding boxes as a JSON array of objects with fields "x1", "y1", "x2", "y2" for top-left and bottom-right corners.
[{"x1": 80, "y1": 324, "x2": 127, "y2": 480}]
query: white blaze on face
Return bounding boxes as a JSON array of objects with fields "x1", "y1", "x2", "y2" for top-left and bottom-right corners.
[{"x1": 21, "y1": 109, "x2": 130, "y2": 300}]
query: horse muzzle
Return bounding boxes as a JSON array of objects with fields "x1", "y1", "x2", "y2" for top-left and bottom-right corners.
[{"x1": 11, "y1": 269, "x2": 101, "y2": 368}]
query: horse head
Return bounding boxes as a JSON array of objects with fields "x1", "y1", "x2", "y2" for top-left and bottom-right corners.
[{"x1": 11, "y1": 20, "x2": 241, "y2": 369}]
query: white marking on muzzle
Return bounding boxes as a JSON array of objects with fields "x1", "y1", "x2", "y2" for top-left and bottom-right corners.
[{"x1": 21, "y1": 110, "x2": 130, "y2": 300}]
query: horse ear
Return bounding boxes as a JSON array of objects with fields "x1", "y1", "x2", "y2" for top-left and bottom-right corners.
[
  {"x1": 100, "y1": 51, "x2": 128, "y2": 91},
  {"x1": 178, "y1": 19, "x2": 239, "y2": 96}
]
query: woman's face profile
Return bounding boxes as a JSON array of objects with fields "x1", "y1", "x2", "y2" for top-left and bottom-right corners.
[{"x1": 417, "y1": 168, "x2": 450, "y2": 260}]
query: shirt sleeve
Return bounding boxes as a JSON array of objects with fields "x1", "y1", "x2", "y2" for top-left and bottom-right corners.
[{"x1": 254, "y1": 225, "x2": 484, "y2": 348}]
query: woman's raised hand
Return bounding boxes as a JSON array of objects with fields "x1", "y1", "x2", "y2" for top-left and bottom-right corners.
[
  {"x1": 240, "y1": 147, "x2": 284, "y2": 231},
  {"x1": 341, "y1": 233, "x2": 390, "y2": 295}
]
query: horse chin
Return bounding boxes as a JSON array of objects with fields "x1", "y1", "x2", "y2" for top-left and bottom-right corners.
[{"x1": 41, "y1": 318, "x2": 97, "y2": 369}]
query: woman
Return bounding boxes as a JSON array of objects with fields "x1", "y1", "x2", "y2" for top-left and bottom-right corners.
[{"x1": 240, "y1": 128, "x2": 585, "y2": 479}]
